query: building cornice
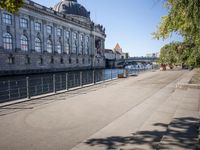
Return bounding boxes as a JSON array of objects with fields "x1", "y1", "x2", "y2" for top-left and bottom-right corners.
[{"x1": 23, "y1": 0, "x2": 92, "y2": 30}]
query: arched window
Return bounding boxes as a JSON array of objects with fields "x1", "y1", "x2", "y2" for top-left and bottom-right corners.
[
  {"x1": 3, "y1": 33, "x2": 12, "y2": 50},
  {"x1": 35, "y1": 38, "x2": 42, "y2": 52},
  {"x1": 20, "y1": 35, "x2": 28, "y2": 51},
  {"x1": 47, "y1": 40, "x2": 53, "y2": 53},
  {"x1": 57, "y1": 42, "x2": 62, "y2": 54}
]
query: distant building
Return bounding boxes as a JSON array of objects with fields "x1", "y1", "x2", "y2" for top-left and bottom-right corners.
[
  {"x1": 146, "y1": 52, "x2": 159, "y2": 58},
  {"x1": 104, "y1": 49, "x2": 121, "y2": 60},
  {"x1": 0, "y1": 0, "x2": 106, "y2": 76},
  {"x1": 113, "y1": 43, "x2": 123, "y2": 54},
  {"x1": 104, "y1": 49, "x2": 115, "y2": 60},
  {"x1": 113, "y1": 43, "x2": 129, "y2": 59},
  {"x1": 104, "y1": 44, "x2": 129, "y2": 68},
  {"x1": 104, "y1": 49, "x2": 121, "y2": 68}
]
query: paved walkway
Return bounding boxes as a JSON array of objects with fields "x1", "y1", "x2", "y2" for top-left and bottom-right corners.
[{"x1": 0, "y1": 70, "x2": 199, "y2": 150}]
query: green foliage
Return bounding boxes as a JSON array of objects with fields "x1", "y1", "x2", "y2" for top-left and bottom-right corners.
[
  {"x1": 0, "y1": 0, "x2": 23, "y2": 13},
  {"x1": 158, "y1": 41, "x2": 199, "y2": 66},
  {"x1": 159, "y1": 42, "x2": 179, "y2": 65},
  {"x1": 154, "y1": 0, "x2": 200, "y2": 67}
]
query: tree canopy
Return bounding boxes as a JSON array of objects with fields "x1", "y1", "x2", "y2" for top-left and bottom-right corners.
[
  {"x1": 159, "y1": 41, "x2": 200, "y2": 67},
  {"x1": 0, "y1": 0, "x2": 23, "y2": 13},
  {"x1": 154, "y1": 0, "x2": 200, "y2": 67}
]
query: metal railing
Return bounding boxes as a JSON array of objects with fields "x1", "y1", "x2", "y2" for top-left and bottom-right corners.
[
  {"x1": 0, "y1": 69, "x2": 124, "y2": 103},
  {"x1": 0, "y1": 68, "x2": 155, "y2": 103}
]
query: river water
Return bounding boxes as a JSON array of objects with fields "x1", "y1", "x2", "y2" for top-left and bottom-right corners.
[{"x1": 0, "y1": 69, "x2": 124, "y2": 103}]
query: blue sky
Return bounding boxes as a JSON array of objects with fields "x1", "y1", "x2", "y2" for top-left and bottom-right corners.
[{"x1": 33, "y1": 0, "x2": 182, "y2": 56}]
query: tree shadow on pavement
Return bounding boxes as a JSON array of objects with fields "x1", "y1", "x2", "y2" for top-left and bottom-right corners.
[{"x1": 85, "y1": 117, "x2": 199, "y2": 150}]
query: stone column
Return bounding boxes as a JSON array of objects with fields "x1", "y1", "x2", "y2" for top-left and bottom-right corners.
[
  {"x1": 14, "y1": 13, "x2": 19, "y2": 51},
  {"x1": 53, "y1": 23, "x2": 57, "y2": 53},
  {"x1": 69, "y1": 28, "x2": 73, "y2": 55},
  {"x1": 29, "y1": 16, "x2": 35, "y2": 51},
  {"x1": 42, "y1": 20, "x2": 47, "y2": 53},
  {"x1": 77, "y1": 31, "x2": 80, "y2": 55},
  {"x1": 0, "y1": 9, "x2": 2, "y2": 49}
]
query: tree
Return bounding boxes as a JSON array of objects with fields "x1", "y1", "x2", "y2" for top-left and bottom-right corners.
[
  {"x1": 154, "y1": 0, "x2": 200, "y2": 67},
  {"x1": 0, "y1": 0, "x2": 23, "y2": 13},
  {"x1": 159, "y1": 42, "x2": 179, "y2": 65}
]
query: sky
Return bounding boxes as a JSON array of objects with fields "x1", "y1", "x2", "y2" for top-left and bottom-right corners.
[{"x1": 33, "y1": 0, "x2": 182, "y2": 57}]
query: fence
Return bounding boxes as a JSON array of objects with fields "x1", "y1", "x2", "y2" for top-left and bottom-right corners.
[
  {"x1": 0, "y1": 67, "x2": 156, "y2": 103},
  {"x1": 0, "y1": 69, "x2": 124, "y2": 103}
]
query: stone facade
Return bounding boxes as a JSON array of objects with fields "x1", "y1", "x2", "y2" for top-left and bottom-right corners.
[{"x1": 0, "y1": 0, "x2": 106, "y2": 76}]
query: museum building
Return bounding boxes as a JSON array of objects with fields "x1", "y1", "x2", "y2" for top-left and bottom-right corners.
[{"x1": 0, "y1": 0, "x2": 106, "y2": 76}]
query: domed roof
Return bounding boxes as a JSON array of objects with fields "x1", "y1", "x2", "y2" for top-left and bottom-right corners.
[{"x1": 53, "y1": 0, "x2": 90, "y2": 19}]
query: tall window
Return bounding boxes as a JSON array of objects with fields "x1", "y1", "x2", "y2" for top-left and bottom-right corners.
[
  {"x1": 47, "y1": 40, "x2": 53, "y2": 53},
  {"x1": 65, "y1": 30, "x2": 70, "y2": 39},
  {"x1": 85, "y1": 36, "x2": 89, "y2": 55},
  {"x1": 35, "y1": 22, "x2": 41, "y2": 31},
  {"x1": 57, "y1": 28, "x2": 62, "y2": 36},
  {"x1": 20, "y1": 35, "x2": 28, "y2": 51},
  {"x1": 47, "y1": 25, "x2": 52, "y2": 34},
  {"x1": 35, "y1": 38, "x2": 42, "y2": 52},
  {"x1": 64, "y1": 43, "x2": 70, "y2": 54},
  {"x1": 79, "y1": 34, "x2": 84, "y2": 54},
  {"x1": 20, "y1": 18, "x2": 28, "y2": 28},
  {"x1": 64, "y1": 30, "x2": 70, "y2": 54},
  {"x1": 3, "y1": 33, "x2": 12, "y2": 50},
  {"x1": 72, "y1": 32, "x2": 77, "y2": 54},
  {"x1": 3, "y1": 13, "x2": 12, "y2": 25},
  {"x1": 57, "y1": 42, "x2": 62, "y2": 54}
]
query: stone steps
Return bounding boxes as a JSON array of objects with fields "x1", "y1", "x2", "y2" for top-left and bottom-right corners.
[{"x1": 158, "y1": 88, "x2": 200, "y2": 150}]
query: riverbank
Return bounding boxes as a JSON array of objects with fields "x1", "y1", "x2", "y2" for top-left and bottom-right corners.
[{"x1": 0, "y1": 70, "x2": 199, "y2": 150}]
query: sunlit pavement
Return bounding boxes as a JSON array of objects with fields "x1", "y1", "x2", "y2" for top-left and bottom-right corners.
[{"x1": 0, "y1": 70, "x2": 199, "y2": 150}]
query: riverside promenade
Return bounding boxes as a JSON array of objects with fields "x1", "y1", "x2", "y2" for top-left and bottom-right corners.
[{"x1": 0, "y1": 70, "x2": 199, "y2": 150}]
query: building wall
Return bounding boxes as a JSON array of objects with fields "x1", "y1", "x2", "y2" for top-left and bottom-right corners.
[
  {"x1": 104, "y1": 52, "x2": 115, "y2": 60},
  {"x1": 0, "y1": 0, "x2": 106, "y2": 76}
]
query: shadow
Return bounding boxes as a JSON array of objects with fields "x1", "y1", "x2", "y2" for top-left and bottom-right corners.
[{"x1": 85, "y1": 117, "x2": 199, "y2": 150}]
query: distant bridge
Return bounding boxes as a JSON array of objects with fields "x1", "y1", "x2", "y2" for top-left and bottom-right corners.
[{"x1": 116, "y1": 57, "x2": 158, "y2": 66}]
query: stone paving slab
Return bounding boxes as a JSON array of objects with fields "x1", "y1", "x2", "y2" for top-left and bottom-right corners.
[{"x1": 70, "y1": 75, "x2": 186, "y2": 150}]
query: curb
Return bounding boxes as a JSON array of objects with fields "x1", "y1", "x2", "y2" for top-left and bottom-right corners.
[
  {"x1": 176, "y1": 69, "x2": 200, "y2": 89},
  {"x1": 176, "y1": 83, "x2": 200, "y2": 89}
]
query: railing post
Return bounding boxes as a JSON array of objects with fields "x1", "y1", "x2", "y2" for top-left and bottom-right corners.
[
  {"x1": 8, "y1": 80, "x2": 11, "y2": 100},
  {"x1": 26, "y1": 77, "x2": 30, "y2": 99},
  {"x1": 111, "y1": 69, "x2": 112, "y2": 80},
  {"x1": 103, "y1": 69, "x2": 105, "y2": 82},
  {"x1": 93, "y1": 70, "x2": 95, "y2": 84},
  {"x1": 41, "y1": 77, "x2": 44, "y2": 93},
  {"x1": 53, "y1": 74, "x2": 56, "y2": 93},
  {"x1": 66, "y1": 73, "x2": 68, "y2": 90},
  {"x1": 80, "y1": 71, "x2": 83, "y2": 87}
]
